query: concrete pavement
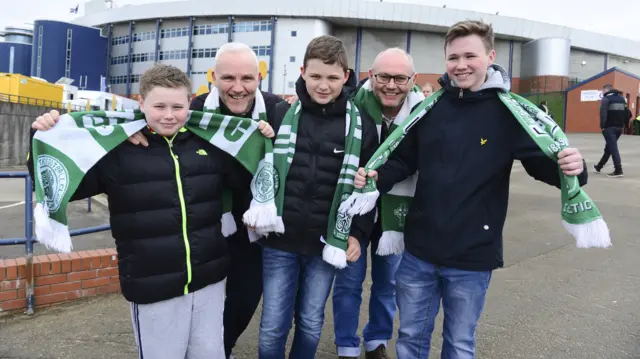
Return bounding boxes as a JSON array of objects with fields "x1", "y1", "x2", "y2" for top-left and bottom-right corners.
[{"x1": 1, "y1": 133, "x2": 639, "y2": 359}]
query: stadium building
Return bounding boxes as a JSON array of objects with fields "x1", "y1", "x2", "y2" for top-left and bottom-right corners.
[
  {"x1": 5, "y1": 0, "x2": 640, "y2": 130},
  {"x1": 0, "y1": 26, "x2": 34, "y2": 76}
]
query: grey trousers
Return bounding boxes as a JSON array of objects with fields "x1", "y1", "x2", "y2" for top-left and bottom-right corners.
[{"x1": 129, "y1": 280, "x2": 226, "y2": 359}]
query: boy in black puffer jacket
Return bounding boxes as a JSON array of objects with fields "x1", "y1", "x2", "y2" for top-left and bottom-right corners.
[
  {"x1": 257, "y1": 35, "x2": 378, "y2": 359},
  {"x1": 29, "y1": 64, "x2": 274, "y2": 359}
]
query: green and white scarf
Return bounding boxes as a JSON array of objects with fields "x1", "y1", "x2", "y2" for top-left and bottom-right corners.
[
  {"x1": 203, "y1": 88, "x2": 268, "y2": 241},
  {"x1": 353, "y1": 79, "x2": 424, "y2": 255},
  {"x1": 271, "y1": 100, "x2": 362, "y2": 268},
  {"x1": 32, "y1": 109, "x2": 278, "y2": 253},
  {"x1": 341, "y1": 89, "x2": 612, "y2": 252}
]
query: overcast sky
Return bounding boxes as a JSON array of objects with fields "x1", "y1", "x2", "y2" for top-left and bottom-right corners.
[{"x1": 1, "y1": 0, "x2": 637, "y2": 42}]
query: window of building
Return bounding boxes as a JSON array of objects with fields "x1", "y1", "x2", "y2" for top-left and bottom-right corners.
[
  {"x1": 291, "y1": 31, "x2": 297, "y2": 37},
  {"x1": 289, "y1": 56, "x2": 295, "y2": 63}
]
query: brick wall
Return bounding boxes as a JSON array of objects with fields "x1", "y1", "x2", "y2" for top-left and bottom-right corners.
[
  {"x1": 0, "y1": 249, "x2": 120, "y2": 314},
  {"x1": 519, "y1": 76, "x2": 570, "y2": 94}
]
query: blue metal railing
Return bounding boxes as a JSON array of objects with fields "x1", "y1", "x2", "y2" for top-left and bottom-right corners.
[{"x1": 0, "y1": 171, "x2": 110, "y2": 314}]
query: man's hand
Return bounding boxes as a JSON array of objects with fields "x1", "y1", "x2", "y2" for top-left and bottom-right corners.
[
  {"x1": 346, "y1": 236, "x2": 361, "y2": 262},
  {"x1": 258, "y1": 120, "x2": 275, "y2": 138},
  {"x1": 557, "y1": 147, "x2": 584, "y2": 176},
  {"x1": 127, "y1": 132, "x2": 149, "y2": 147},
  {"x1": 286, "y1": 95, "x2": 298, "y2": 105},
  {"x1": 32, "y1": 110, "x2": 60, "y2": 131},
  {"x1": 354, "y1": 167, "x2": 378, "y2": 189}
]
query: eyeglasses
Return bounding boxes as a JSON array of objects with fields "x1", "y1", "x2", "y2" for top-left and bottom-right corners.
[{"x1": 373, "y1": 73, "x2": 413, "y2": 85}]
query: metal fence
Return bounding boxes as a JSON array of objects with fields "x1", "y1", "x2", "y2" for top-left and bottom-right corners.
[
  {"x1": 520, "y1": 91, "x2": 566, "y2": 128},
  {"x1": 0, "y1": 172, "x2": 111, "y2": 314},
  {"x1": 0, "y1": 93, "x2": 86, "y2": 112},
  {"x1": 517, "y1": 77, "x2": 582, "y2": 130}
]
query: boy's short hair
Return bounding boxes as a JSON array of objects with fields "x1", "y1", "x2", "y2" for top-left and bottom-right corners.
[
  {"x1": 445, "y1": 20, "x2": 495, "y2": 53},
  {"x1": 303, "y1": 35, "x2": 349, "y2": 72},
  {"x1": 139, "y1": 64, "x2": 192, "y2": 99}
]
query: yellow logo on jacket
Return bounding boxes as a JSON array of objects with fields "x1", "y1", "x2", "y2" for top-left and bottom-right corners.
[
  {"x1": 196, "y1": 149, "x2": 208, "y2": 156},
  {"x1": 480, "y1": 138, "x2": 487, "y2": 145}
]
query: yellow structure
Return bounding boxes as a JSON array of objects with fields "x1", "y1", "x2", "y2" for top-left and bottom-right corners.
[{"x1": 0, "y1": 73, "x2": 63, "y2": 107}]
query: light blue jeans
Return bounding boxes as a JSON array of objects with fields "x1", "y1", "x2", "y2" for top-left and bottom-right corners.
[
  {"x1": 395, "y1": 251, "x2": 492, "y2": 359},
  {"x1": 332, "y1": 236, "x2": 401, "y2": 356}
]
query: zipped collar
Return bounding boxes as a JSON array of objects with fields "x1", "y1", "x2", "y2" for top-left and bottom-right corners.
[{"x1": 295, "y1": 75, "x2": 348, "y2": 117}]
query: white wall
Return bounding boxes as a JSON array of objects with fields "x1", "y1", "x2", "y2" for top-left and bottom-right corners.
[
  {"x1": 409, "y1": 32, "x2": 445, "y2": 74},
  {"x1": 608, "y1": 55, "x2": 640, "y2": 75},
  {"x1": 132, "y1": 21, "x2": 156, "y2": 33},
  {"x1": 110, "y1": 63, "x2": 128, "y2": 76},
  {"x1": 360, "y1": 28, "x2": 407, "y2": 71},
  {"x1": 511, "y1": 41, "x2": 522, "y2": 78},
  {"x1": 131, "y1": 62, "x2": 154, "y2": 77},
  {"x1": 494, "y1": 39, "x2": 511, "y2": 72},
  {"x1": 570, "y1": 49, "x2": 606, "y2": 81},
  {"x1": 271, "y1": 18, "x2": 332, "y2": 95},
  {"x1": 333, "y1": 27, "x2": 358, "y2": 70}
]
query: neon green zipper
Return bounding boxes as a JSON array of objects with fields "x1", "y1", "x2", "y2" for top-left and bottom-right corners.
[{"x1": 163, "y1": 132, "x2": 192, "y2": 295}]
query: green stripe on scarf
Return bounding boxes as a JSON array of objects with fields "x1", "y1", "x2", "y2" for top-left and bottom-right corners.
[
  {"x1": 342, "y1": 89, "x2": 611, "y2": 251},
  {"x1": 202, "y1": 88, "x2": 268, "y2": 241},
  {"x1": 352, "y1": 79, "x2": 424, "y2": 255},
  {"x1": 32, "y1": 109, "x2": 277, "y2": 253},
  {"x1": 271, "y1": 99, "x2": 362, "y2": 268}
]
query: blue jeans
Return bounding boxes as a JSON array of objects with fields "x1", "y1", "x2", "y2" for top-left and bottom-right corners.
[
  {"x1": 396, "y1": 251, "x2": 492, "y2": 359},
  {"x1": 259, "y1": 246, "x2": 336, "y2": 359},
  {"x1": 332, "y1": 235, "x2": 402, "y2": 357}
]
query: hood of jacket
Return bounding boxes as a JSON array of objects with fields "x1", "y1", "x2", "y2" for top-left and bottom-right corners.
[{"x1": 438, "y1": 64, "x2": 511, "y2": 97}]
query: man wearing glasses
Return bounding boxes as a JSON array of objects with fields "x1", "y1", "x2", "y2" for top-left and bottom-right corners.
[{"x1": 333, "y1": 48, "x2": 424, "y2": 359}]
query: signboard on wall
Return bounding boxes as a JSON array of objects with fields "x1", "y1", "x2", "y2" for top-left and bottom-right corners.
[{"x1": 580, "y1": 90, "x2": 603, "y2": 102}]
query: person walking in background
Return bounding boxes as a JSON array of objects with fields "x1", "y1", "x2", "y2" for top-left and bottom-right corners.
[
  {"x1": 538, "y1": 100, "x2": 551, "y2": 117},
  {"x1": 593, "y1": 84, "x2": 627, "y2": 177}
]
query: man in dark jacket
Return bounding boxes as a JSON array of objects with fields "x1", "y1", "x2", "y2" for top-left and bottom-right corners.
[
  {"x1": 594, "y1": 84, "x2": 627, "y2": 177},
  {"x1": 355, "y1": 20, "x2": 587, "y2": 359},
  {"x1": 30, "y1": 43, "x2": 282, "y2": 359},
  {"x1": 29, "y1": 64, "x2": 274, "y2": 358},
  {"x1": 257, "y1": 35, "x2": 377, "y2": 359}
]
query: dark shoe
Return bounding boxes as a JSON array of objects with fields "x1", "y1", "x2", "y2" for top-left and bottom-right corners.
[
  {"x1": 607, "y1": 170, "x2": 624, "y2": 178},
  {"x1": 339, "y1": 356, "x2": 357, "y2": 359},
  {"x1": 365, "y1": 344, "x2": 390, "y2": 359},
  {"x1": 593, "y1": 164, "x2": 601, "y2": 174}
]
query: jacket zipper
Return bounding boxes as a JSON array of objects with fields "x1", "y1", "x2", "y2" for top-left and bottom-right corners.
[
  {"x1": 459, "y1": 89, "x2": 464, "y2": 98},
  {"x1": 164, "y1": 134, "x2": 192, "y2": 295}
]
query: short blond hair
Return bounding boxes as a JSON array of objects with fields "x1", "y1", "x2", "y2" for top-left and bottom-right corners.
[
  {"x1": 445, "y1": 20, "x2": 494, "y2": 53},
  {"x1": 139, "y1": 64, "x2": 191, "y2": 99}
]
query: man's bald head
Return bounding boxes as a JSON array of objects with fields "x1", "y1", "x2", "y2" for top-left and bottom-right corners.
[
  {"x1": 214, "y1": 42, "x2": 259, "y2": 74},
  {"x1": 368, "y1": 48, "x2": 416, "y2": 115},
  {"x1": 212, "y1": 42, "x2": 260, "y2": 115},
  {"x1": 371, "y1": 47, "x2": 415, "y2": 74}
]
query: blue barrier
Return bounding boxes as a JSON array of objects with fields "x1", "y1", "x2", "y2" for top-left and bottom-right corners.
[{"x1": 0, "y1": 171, "x2": 110, "y2": 314}]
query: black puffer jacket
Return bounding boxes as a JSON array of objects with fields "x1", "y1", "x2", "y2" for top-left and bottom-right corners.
[
  {"x1": 261, "y1": 75, "x2": 378, "y2": 256},
  {"x1": 66, "y1": 127, "x2": 251, "y2": 304}
]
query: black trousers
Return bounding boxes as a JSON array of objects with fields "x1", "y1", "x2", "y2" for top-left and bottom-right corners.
[
  {"x1": 224, "y1": 228, "x2": 263, "y2": 358},
  {"x1": 596, "y1": 127, "x2": 623, "y2": 171}
]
